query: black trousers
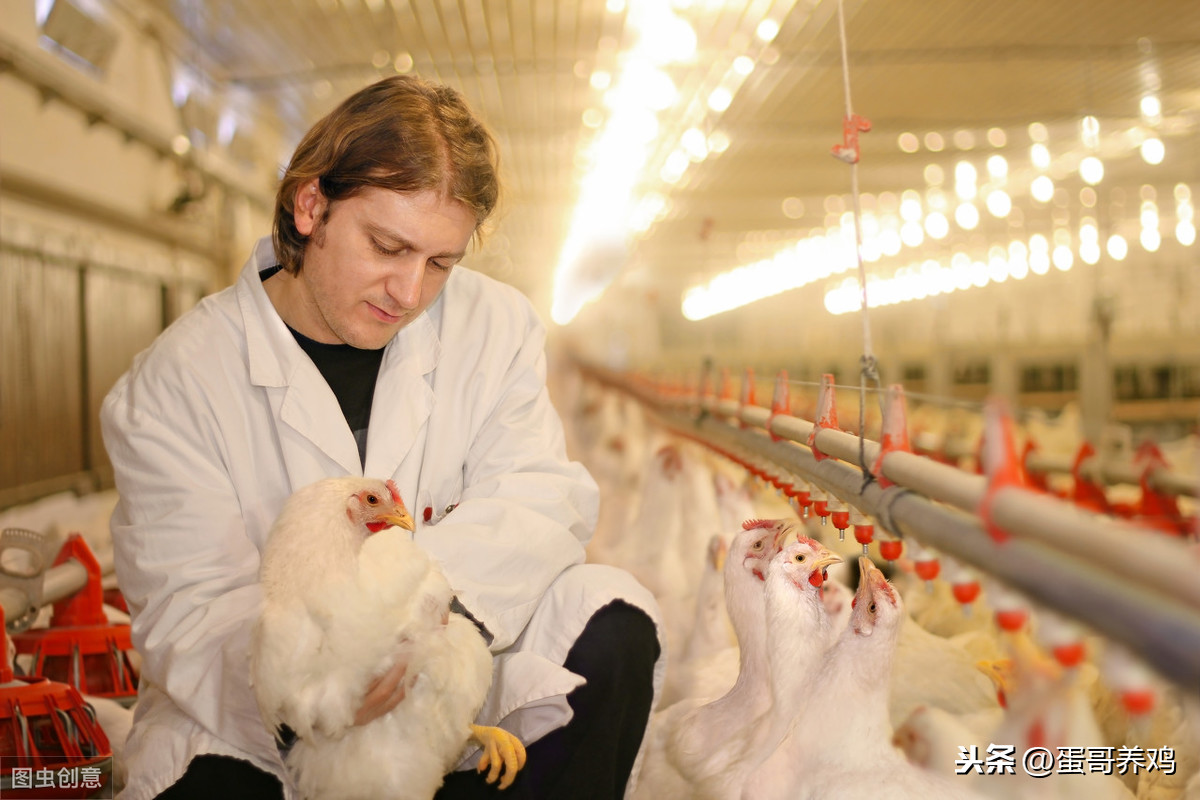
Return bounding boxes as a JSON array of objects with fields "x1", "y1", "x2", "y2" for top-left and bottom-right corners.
[{"x1": 156, "y1": 600, "x2": 660, "y2": 800}]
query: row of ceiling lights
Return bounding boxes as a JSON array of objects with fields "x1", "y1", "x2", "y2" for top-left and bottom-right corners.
[
  {"x1": 683, "y1": 101, "x2": 1188, "y2": 321},
  {"x1": 550, "y1": 0, "x2": 794, "y2": 325}
]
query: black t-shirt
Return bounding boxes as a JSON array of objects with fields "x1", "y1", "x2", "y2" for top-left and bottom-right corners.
[
  {"x1": 288, "y1": 326, "x2": 384, "y2": 467},
  {"x1": 262, "y1": 266, "x2": 384, "y2": 466}
]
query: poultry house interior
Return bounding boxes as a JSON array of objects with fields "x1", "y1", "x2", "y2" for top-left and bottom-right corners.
[{"x1": 2, "y1": 0, "x2": 1199, "y2": 797}]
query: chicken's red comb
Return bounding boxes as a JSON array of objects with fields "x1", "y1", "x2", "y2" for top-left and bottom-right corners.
[
  {"x1": 742, "y1": 518, "x2": 779, "y2": 531},
  {"x1": 794, "y1": 535, "x2": 822, "y2": 550},
  {"x1": 385, "y1": 479, "x2": 402, "y2": 506}
]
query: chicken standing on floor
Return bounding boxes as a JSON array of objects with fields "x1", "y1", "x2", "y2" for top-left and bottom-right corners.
[{"x1": 251, "y1": 477, "x2": 525, "y2": 800}]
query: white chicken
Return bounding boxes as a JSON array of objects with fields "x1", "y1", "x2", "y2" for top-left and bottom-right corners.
[
  {"x1": 678, "y1": 533, "x2": 842, "y2": 800},
  {"x1": 659, "y1": 534, "x2": 736, "y2": 708},
  {"x1": 633, "y1": 518, "x2": 792, "y2": 800},
  {"x1": 251, "y1": 477, "x2": 524, "y2": 800},
  {"x1": 743, "y1": 556, "x2": 988, "y2": 800}
]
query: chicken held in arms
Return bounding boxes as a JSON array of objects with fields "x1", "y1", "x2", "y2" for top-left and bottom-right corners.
[{"x1": 251, "y1": 477, "x2": 525, "y2": 800}]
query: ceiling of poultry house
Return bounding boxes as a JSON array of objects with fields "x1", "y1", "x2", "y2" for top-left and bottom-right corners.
[{"x1": 141, "y1": 0, "x2": 1200, "y2": 328}]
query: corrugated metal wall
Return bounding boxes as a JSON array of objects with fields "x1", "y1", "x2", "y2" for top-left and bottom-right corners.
[{"x1": 0, "y1": 239, "x2": 208, "y2": 507}]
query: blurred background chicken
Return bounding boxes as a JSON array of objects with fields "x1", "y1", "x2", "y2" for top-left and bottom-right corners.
[{"x1": 251, "y1": 477, "x2": 523, "y2": 800}]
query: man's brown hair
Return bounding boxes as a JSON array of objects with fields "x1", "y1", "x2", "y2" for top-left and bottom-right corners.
[{"x1": 273, "y1": 75, "x2": 500, "y2": 274}]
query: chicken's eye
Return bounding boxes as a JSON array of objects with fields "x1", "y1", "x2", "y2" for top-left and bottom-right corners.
[
  {"x1": 868, "y1": 601, "x2": 877, "y2": 613},
  {"x1": 365, "y1": 494, "x2": 379, "y2": 505},
  {"x1": 751, "y1": 540, "x2": 763, "y2": 550},
  {"x1": 793, "y1": 554, "x2": 806, "y2": 563}
]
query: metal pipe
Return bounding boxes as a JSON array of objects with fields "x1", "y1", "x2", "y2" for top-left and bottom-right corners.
[
  {"x1": 696, "y1": 398, "x2": 1200, "y2": 615},
  {"x1": 693, "y1": 378, "x2": 1198, "y2": 502},
  {"x1": 659, "y1": 411, "x2": 1200, "y2": 691},
  {"x1": 1, "y1": 551, "x2": 115, "y2": 626},
  {"x1": 1025, "y1": 451, "x2": 1198, "y2": 498}
]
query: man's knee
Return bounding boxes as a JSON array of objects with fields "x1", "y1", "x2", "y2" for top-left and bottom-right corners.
[{"x1": 564, "y1": 601, "x2": 660, "y2": 692}]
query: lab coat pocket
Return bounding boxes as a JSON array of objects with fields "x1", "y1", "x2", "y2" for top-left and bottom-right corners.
[{"x1": 416, "y1": 474, "x2": 464, "y2": 527}]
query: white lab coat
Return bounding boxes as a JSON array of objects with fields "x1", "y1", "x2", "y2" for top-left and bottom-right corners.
[{"x1": 100, "y1": 237, "x2": 664, "y2": 800}]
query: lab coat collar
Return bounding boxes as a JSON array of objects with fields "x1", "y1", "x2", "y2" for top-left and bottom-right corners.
[{"x1": 236, "y1": 237, "x2": 440, "y2": 480}]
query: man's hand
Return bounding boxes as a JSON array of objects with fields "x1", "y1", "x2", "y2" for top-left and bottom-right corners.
[{"x1": 354, "y1": 657, "x2": 410, "y2": 726}]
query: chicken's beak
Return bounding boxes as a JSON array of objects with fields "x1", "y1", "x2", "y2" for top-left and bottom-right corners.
[
  {"x1": 852, "y1": 556, "x2": 875, "y2": 603},
  {"x1": 773, "y1": 524, "x2": 796, "y2": 548},
  {"x1": 812, "y1": 551, "x2": 843, "y2": 572},
  {"x1": 381, "y1": 509, "x2": 416, "y2": 533},
  {"x1": 857, "y1": 555, "x2": 897, "y2": 605}
]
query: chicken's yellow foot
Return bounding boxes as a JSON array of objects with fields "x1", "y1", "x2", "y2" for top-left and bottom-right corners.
[{"x1": 470, "y1": 723, "x2": 527, "y2": 789}]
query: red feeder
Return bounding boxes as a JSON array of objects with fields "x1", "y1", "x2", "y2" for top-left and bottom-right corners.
[
  {"x1": 951, "y1": 581, "x2": 981, "y2": 606},
  {"x1": 811, "y1": 488, "x2": 831, "y2": 526},
  {"x1": 1052, "y1": 642, "x2": 1087, "y2": 669},
  {"x1": 1120, "y1": 688, "x2": 1157, "y2": 716},
  {"x1": 767, "y1": 370, "x2": 790, "y2": 442},
  {"x1": 0, "y1": 607, "x2": 114, "y2": 798},
  {"x1": 871, "y1": 385, "x2": 912, "y2": 488},
  {"x1": 879, "y1": 539, "x2": 903, "y2": 561},
  {"x1": 994, "y1": 608, "x2": 1029, "y2": 632},
  {"x1": 738, "y1": 368, "x2": 757, "y2": 430},
  {"x1": 807, "y1": 374, "x2": 840, "y2": 463},
  {"x1": 830, "y1": 506, "x2": 850, "y2": 537},
  {"x1": 12, "y1": 535, "x2": 139, "y2": 701},
  {"x1": 914, "y1": 558, "x2": 940, "y2": 582},
  {"x1": 785, "y1": 480, "x2": 813, "y2": 518}
]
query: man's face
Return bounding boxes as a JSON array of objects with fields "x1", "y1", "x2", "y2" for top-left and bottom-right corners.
[{"x1": 287, "y1": 181, "x2": 476, "y2": 349}]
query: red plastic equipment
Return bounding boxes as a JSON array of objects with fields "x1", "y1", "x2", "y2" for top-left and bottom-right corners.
[
  {"x1": 12, "y1": 535, "x2": 139, "y2": 702},
  {"x1": 0, "y1": 606, "x2": 114, "y2": 798}
]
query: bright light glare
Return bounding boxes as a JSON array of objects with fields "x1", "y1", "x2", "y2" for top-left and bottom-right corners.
[
  {"x1": 756, "y1": 19, "x2": 780, "y2": 41},
  {"x1": 986, "y1": 190, "x2": 1012, "y2": 218},
  {"x1": 955, "y1": 161, "x2": 977, "y2": 187},
  {"x1": 986, "y1": 155, "x2": 1008, "y2": 178},
  {"x1": 924, "y1": 211, "x2": 950, "y2": 239},
  {"x1": 660, "y1": 150, "x2": 688, "y2": 183},
  {"x1": 955, "y1": 203, "x2": 980, "y2": 230},
  {"x1": 707, "y1": 131, "x2": 731, "y2": 153},
  {"x1": 1031, "y1": 175, "x2": 1055, "y2": 203},
  {"x1": 901, "y1": 221, "x2": 924, "y2": 247},
  {"x1": 1106, "y1": 234, "x2": 1128, "y2": 260},
  {"x1": 900, "y1": 195, "x2": 923, "y2": 222},
  {"x1": 1031, "y1": 143, "x2": 1051, "y2": 169},
  {"x1": 1008, "y1": 241, "x2": 1029, "y2": 279},
  {"x1": 1141, "y1": 228, "x2": 1162, "y2": 252},
  {"x1": 1141, "y1": 95, "x2": 1162, "y2": 120},
  {"x1": 733, "y1": 56, "x2": 755, "y2": 75},
  {"x1": 682, "y1": 236, "x2": 845, "y2": 320},
  {"x1": 708, "y1": 87, "x2": 733, "y2": 112},
  {"x1": 1177, "y1": 222, "x2": 1197, "y2": 246},
  {"x1": 1079, "y1": 156, "x2": 1105, "y2": 185},
  {"x1": 1080, "y1": 115, "x2": 1100, "y2": 149},
  {"x1": 1080, "y1": 241, "x2": 1101, "y2": 265},
  {"x1": 1141, "y1": 137, "x2": 1165, "y2": 165},
  {"x1": 1052, "y1": 245, "x2": 1074, "y2": 271},
  {"x1": 681, "y1": 127, "x2": 708, "y2": 161}
]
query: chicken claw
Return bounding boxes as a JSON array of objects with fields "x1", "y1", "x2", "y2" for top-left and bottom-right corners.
[{"x1": 470, "y1": 723, "x2": 527, "y2": 789}]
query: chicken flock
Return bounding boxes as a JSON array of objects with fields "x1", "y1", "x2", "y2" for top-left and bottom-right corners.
[
  {"x1": 559, "y1": 369, "x2": 1200, "y2": 800},
  {"x1": 0, "y1": 364, "x2": 1197, "y2": 800}
]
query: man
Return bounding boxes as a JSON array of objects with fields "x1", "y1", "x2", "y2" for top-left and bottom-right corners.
[{"x1": 101, "y1": 75, "x2": 662, "y2": 800}]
